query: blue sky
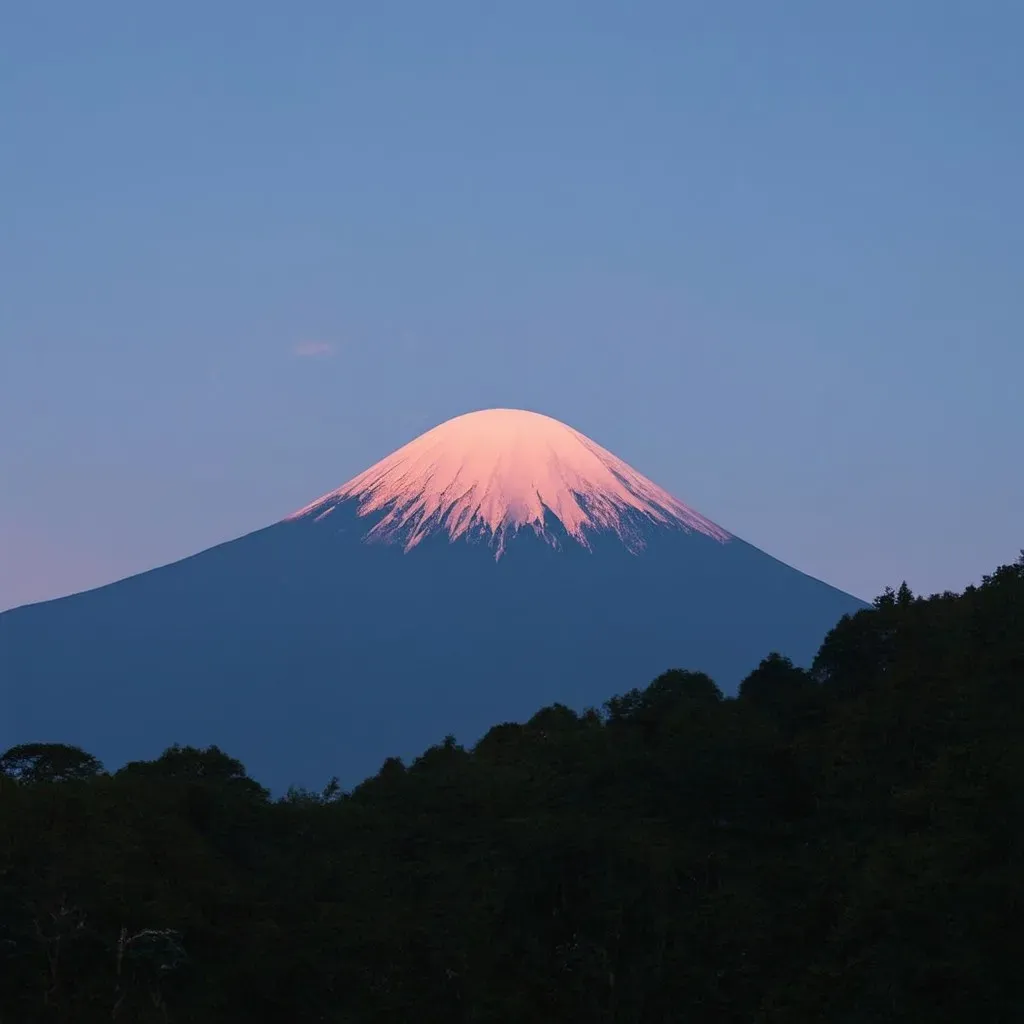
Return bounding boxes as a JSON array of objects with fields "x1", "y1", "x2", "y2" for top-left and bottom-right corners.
[{"x1": 2, "y1": 1, "x2": 1021, "y2": 610}]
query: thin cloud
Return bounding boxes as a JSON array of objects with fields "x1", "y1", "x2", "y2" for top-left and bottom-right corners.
[{"x1": 294, "y1": 341, "x2": 335, "y2": 358}]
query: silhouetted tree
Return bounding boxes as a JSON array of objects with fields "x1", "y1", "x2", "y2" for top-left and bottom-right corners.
[{"x1": 0, "y1": 742, "x2": 104, "y2": 783}]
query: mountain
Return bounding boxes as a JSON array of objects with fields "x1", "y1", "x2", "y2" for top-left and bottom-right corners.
[{"x1": 0, "y1": 409, "x2": 866, "y2": 790}]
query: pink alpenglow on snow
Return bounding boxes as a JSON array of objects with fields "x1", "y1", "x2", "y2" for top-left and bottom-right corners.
[{"x1": 288, "y1": 408, "x2": 731, "y2": 555}]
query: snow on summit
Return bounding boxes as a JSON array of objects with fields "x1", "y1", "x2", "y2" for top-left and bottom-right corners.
[{"x1": 288, "y1": 408, "x2": 731, "y2": 555}]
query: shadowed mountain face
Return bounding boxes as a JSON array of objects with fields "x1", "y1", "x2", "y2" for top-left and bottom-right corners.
[
  {"x1": 0, "y1": 506, "x2": 864, "y2": 792},
  {"x1": 0, "y1": 410, "x2": 866, "y2": 791}
]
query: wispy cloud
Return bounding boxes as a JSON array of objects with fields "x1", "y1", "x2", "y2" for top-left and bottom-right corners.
[{"x1": 293, "y1": 341, "x2": 335, "y2": 358}]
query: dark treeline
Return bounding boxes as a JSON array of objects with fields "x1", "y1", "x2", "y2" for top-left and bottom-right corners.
[{"x1": 2, "y1": 554, "x2": 1023, "y2": 1023}]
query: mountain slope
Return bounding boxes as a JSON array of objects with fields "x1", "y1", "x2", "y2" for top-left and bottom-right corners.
[{"x1": 0, "y1": 410, "x2": 866, "y2": 790}]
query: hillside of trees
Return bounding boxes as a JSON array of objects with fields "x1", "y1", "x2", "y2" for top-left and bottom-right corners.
[{"x1": 2, "y1": 553, "x2": 1022, "y2": 1022}]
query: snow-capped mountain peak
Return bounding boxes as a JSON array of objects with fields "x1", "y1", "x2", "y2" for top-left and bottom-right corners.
[{"x1": 287, "y1": 408, "x2": 730, "y2": 555}]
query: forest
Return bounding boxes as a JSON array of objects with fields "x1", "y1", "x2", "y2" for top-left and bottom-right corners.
[{"x1": 2, "y1": 553, "x2": 1022, "y2": 1023}]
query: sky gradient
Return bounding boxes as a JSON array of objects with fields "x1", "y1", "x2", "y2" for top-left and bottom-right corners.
[{"x1": 2, "y1": 1, "x2": 1022, "y2": 611}]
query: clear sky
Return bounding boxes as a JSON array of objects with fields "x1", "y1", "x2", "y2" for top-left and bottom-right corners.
[{"x1": 2, "y1": 1, "x2": 1021, "y2": 611}]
